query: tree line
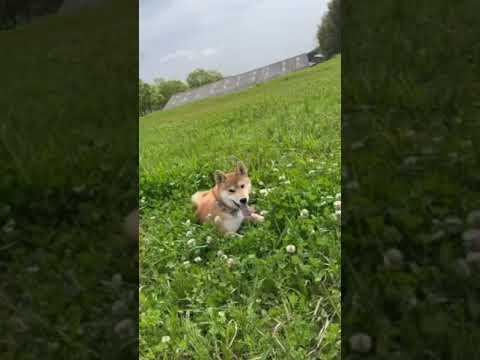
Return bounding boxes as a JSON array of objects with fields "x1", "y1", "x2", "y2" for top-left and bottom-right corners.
[
  {"x1": 139, "y1": 69, "x2": 223, "y2": 115},
  {"x1": 141, "y1": 0, "x2": 340, "y2": 115},
  {"x1": 317, "y1": 0, "x2": 340, "y2": 59}
]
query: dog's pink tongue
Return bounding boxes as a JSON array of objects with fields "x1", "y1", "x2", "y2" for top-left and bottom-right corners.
[{"x1": 240, "y1": 204, "x2": 252, "y2": 217}]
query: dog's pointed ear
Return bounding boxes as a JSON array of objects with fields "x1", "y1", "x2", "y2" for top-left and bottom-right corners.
[
  {"x1": 214, "y1": 170, "x2": 226, "y2": 184},
  {"x1": 235, "y1": 161, "x2": 248, "y2": 176}
]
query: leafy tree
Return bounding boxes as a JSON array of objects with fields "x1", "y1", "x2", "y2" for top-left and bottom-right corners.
[
  {"x1": 317, "y1": 0, "x2": 340, "y2": 58},
  {"x1": 156, "y1": 80, "x2": 188, "y2": 105},
  {"x1": 153, "y1": 77, "x2": 165, "y2": 87},
  {"x1": 139, "y1": 79, "x2": 153, "y2": 116},
  {"x1": 151, "y1": 87, "x2": 164, "y2": 112},
  {"x1": 186, "y1": 69, "x2": 223, "y2": 88},
  {"x1": 139, "y1": 79, "x2": 187, "y2": 114}
]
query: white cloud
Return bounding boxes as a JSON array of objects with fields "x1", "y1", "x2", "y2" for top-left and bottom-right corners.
[
  {"x1": 158, "y1": 50, "x2": 195, "y2": 64},
  {"x1": 140, "y1": 0, "x2": 328, "y2": 81},
  {"x1": 201, "y1": 48, "x2": 218, "y2": 57},
  {"x1": 158, "y1": 48, "x2": 220, "y2": 65}
]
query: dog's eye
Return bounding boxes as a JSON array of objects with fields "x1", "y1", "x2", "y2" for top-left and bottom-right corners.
[
  {"x1": 240, "y1": 184, "x2": 245, "y2": 189},
  {"x1": 229, "y1": 189, "x2": 235, "y2": 193}
]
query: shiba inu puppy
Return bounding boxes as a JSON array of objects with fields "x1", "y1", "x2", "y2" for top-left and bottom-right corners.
[{"x1": 191, "y1": 161, "x2": 264, "y2": 235}]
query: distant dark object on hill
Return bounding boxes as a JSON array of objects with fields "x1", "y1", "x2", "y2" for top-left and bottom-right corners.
[{"x1": 307, "y1": 49, "x2": 325, "y2": 65}]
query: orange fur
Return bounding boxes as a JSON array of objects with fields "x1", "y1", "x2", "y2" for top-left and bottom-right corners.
[{"x1": 191, "y1": 162, "x2": 264, "y2": 234}]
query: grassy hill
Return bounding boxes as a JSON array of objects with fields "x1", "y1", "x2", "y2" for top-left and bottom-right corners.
[{"x1": 140, "y1": 56, "x2": 341, "y2": 359}]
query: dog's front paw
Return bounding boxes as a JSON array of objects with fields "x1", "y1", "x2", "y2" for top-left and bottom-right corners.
[
  {"x1": 251, "y1": 213, "x2": 265, "y2": 222},
  {"x1": 226, "y1": 232, "x2": 243, "y2": 238}
]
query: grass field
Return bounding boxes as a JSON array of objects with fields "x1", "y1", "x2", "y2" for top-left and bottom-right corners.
[
  {"x1": 342, "y1": 1, "x2": 480, "y2": 357},
  {"x1": 0, "y1": 1, "x2": 138, "y2": 358},
  {"x1": 140, "y1": 56, "x2": 341, "y2": 359}
]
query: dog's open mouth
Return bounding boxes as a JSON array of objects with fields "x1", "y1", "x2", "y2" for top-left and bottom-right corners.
[{"x1": 233, "y1": 201, "x2": 252, "y2": 217}]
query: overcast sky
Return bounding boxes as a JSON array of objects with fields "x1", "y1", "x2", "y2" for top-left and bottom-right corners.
[{"x1": 140, "y1": 0, "x2": 328, "y2": 82}]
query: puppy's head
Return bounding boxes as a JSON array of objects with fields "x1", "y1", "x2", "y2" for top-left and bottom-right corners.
[{"x1": 214, "y1": 161, "x2": 251, "y2": 210}]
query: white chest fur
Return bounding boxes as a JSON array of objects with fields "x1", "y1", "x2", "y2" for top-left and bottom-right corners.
[{"x1": 220, "y1": 211, "x2": 244, "y2": 233}]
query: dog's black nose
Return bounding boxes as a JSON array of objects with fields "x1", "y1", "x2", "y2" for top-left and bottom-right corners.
[{"x1": 240, "y1": 198, "x2": 247, "y2": 204}]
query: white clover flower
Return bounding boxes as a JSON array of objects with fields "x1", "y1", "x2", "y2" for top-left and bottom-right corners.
[
  {"x1": 286, "y1": 244, "x2": 296, "y2": 254},
  {"x1": 258, "y1": 180, "x2": 265, "y2": 186},
  {"x1": 335, "y1": 210, "x2": 341, "y2": 223},
  {"x1": 260, "y1": 210, "x2": 268, "y2": 216},
  {"x1": 462, "y1": 140, "x2": 473, "y2": 147},
  {"x1": 2, "y1": 218, "x2": 15, "y2": 233},
  {"x1": 444, "y1": 216, "x2": 463, "y2": 234},
  {"x1": 383, "y1": 248, "x2": 404, "y2": 269},
  {"x1": 308, "y1": 170, "x2": 315, "y2": 175},
  {"x1": 186, "y1": 230, "x2": 193, "y2": 237},
  {"x1": 408, "y1": 297, "x2": 418, "y2": 308},
  {"x1": 308, "y1": 158, "x2": 315, "y2": 163},
  {"x1": 259, "y1": 189, "x2": 269, "y2": 196},
  {"x1": 466, "y1": 252, "x2": 480, "y2": 270},
  {"x1": 72, "y1": 185, "x2": 86, "y2": 193},
  {"x1": 463, "y1": 229, "x2": 480, "y2": 252},
  {"x1": 161, "y1": 335, "x2": 171, "y2": 343},
  {"x1": 278, "y1": 175, "x2": 286, "y2": 181},
  {"x1": 183, "y1": 261, "x2": 191, "y2": 266},
  {"x1": 226, "y1": 258, "x2": 236, "y2": 268},
  {"x1": 432, "y1": 230, "x2": 446, "y2": 241},
  {"x1": 448, "y1": 152, "x2": 459, "y2": 160},
  {"x1": 184, "y1": 219, "x2": 191, "y2": 225},
  {"x1": 26, "y1": 266, "x2": 39, "y2": 273},
  {"x1": 467, "y1": 210, "x2": 480, "y2": 228},
  {"x1": 217, "y1": 250, "x2": 225, "y2": 257},
  {"x1": 286, "y1": 163, "x2": 293, "y2": 168},
  {"x1": 455, "y1": 259, "x2": 471, "y2": 277},
  {"x1": 349, "y1": 333, "x2": 372, "y2": 353},
  {"x1": 112, "y1": 273, "x2": 123, "y2": 285},
  {"x1": 346, "y1": 181, "x2": 359, "y2": 190},
  {"x1": 351, "y1": 141, "x2": 364, "y2": 150},
  {"x1": 462, "y1": 229, "x2": 480, "y2": 243},
  {"x1": 300, "y1": 209, "x2": 309, "y2": 218},
  {"x1": 273, "y1": 168, "x2": 279, "y2": 172},
  {"x1": 187, "y1": 239, "x2": 196, "y2": 246},
  {"x1": 421, "y1": 146, "x2": 434, "y2": 155},
  {"x1": 403, "y1": 156, "x2": 417, "y2": 166},
  {"x1": 114, "y1": 319, "x2": 135, "y2": 338},
  {"x1": 194, "y1": 256, "x2": 202, "y2": 263},
  {"x1": 284, "y1": 180, "x2": 291, "y2": 185},
  {"x1": 334, "y1": 200, "x2": 342, "y2": 211},
  {"x1": 111, "y1": 300, "x2": 127, "y2": 315},
  {"x1": 206, "y1": 236, "x2": 213, "y2": 244}
]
